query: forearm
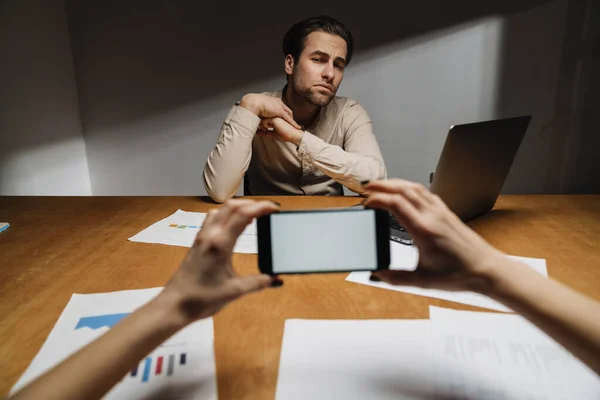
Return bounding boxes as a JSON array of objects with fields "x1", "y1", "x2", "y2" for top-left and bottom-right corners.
[
  {"x1": 485, "y1": 260, "x2": 600, "y2": 375},
  {"x1": 11, "y1": 293, "x2": 187, "y2": 400},
  {"x1": 298, "y1": 133, "x2": 386, "y2": 194},
  {"x1": 203, "y1": 106, "x2": 259, "y2": 203}
]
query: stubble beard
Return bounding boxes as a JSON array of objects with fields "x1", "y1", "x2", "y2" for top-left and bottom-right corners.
[{"x1": 292, "y1": 80, "x2": 335, "y2": 107}]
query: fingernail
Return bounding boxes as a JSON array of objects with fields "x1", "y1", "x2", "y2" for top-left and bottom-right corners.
[
  {"x1": 361, "y1": 180, "x2": 371, "y2": 186},
  {"x1": 270, "y1": 201, "x2": 281, "y2": 206},
  {"x1": 271, "y1": 278, "x2": 284, "y2": 288},
  {"x1": 369, "y1": 274, "x2": 381, "y2": 282}
]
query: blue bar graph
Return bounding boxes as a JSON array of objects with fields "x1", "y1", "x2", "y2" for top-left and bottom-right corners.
[
  {"x1": 75, "y1": 313, "x2": 130, "y2": 330},
  {"x1": 132, "y1": 352, "x2": 187, "y2": 383},
  {"x1": 142, "y1": 357, "x2": 152, "y2": 383}
]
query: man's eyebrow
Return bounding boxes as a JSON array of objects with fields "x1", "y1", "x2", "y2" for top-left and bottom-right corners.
[{"x1": 309, "y1": 50, "x2": 347, "y2": 65}]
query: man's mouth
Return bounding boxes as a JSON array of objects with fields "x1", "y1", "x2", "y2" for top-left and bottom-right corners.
[{"x1": 315, "y1": 84, "x2": 334, "y2": 92}]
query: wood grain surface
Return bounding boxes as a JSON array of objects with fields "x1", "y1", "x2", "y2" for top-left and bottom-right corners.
[{"x1": 1, "y1": 195, "x2": 599, "y2": 399}]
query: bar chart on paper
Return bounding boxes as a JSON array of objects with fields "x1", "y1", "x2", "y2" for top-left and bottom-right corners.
[
  {"x1": 128, "y1": 209, "x2": 258, "y2": 253},
  {"x1": 10, "y1": 288, "x2": 217, "y2": 400},
  {"x1": 131, "y1": 352, "x2": 188, "y2": 383}
]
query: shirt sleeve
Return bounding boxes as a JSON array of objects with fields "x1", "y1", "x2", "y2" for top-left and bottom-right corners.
[
  {"x1": 297, "y1": 101, "x2": 387, "y2": 195},
  {"x1": 202, "y1": 105, "x2": 260, "y2": 203}
]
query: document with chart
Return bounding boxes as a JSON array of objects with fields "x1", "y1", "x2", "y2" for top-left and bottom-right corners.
[
  {"x1": 128, "y1": 209, "x2": 257, "y2": 253},
  {"x1": 10, "y1": 288, "x2": 216, "y2": 400}
]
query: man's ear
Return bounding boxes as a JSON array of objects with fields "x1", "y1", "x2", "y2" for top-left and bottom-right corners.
[{"x1": 284, "y1": 54, "x2": 295, "y2": 76}]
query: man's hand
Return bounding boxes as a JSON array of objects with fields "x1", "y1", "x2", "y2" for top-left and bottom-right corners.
[
  {"x1": 257, "y1": 117, "x2": 305, "y2": 146},
  {"x1": 363, "y1": 179, "x2": 505, "y2": 293},
  {"x1": 240, "y1": 94, "x2": 301, "y2": 130},
  {"x1": 160, "y1": 199, "x2": 281, "y2": 323}
]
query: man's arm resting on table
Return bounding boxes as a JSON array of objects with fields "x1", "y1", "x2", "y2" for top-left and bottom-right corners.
[
  {"x1": 297, "y1": 131, "x2": 387, "y2": 195},
  {"x1": 267, "y1": 102, "x2": 386, "y2": 194},
  {"x1": 298, "y1": 102, "x2": 386, "y2": 194},
  {"x1": 203, "y1": 94, "x2": 302, "y2": 203},
  {"x1": 202, "y1": 105, "x2": 260, "y2": 203}
]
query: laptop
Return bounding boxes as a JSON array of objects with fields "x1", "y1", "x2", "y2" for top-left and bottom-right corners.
[{"x1": 390, "y1": 115, "x2": 532, "y2": 245}]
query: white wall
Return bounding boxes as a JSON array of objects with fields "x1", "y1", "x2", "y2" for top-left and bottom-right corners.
[
  {"x1": 342, "y1": 1, "x2": 568, "y2": 195},
  {"x1": 338, "y1": 18, "x2": 505, "y2": 190},
  {"x1": 0, "y1": 0, "x2": 91, "y2": 195},
  {"x1": 65, "y1": 0, "x2": 570, "y2": 196}
]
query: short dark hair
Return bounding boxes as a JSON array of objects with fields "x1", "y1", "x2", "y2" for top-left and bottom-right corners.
[{"x1": 282, "y1": 16, "x2": 354, "y2": 66}]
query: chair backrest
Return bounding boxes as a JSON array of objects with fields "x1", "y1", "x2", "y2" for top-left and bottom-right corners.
[{"x1": 243, "y1": 174, "x2": 251, "y2": 196}]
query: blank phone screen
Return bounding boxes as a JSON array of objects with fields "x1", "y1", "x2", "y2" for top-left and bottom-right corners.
[{"x1": 270, "y1": 209, "x2": 378, "y2": 273}]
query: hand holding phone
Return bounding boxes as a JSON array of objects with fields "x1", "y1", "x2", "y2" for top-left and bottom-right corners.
[{"x1": 257, "y1": 207, "x2": 390, "y2": 275}]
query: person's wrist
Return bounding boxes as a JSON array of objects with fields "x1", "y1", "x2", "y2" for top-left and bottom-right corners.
[
  {"x1": 239, "y1": 94, "x2": 260, "y2": 116},
  {"x1": 472, "y1": 252, "x2": 527, "y2": 297},
  {"x1": 149, "y1": 289, "x2": 194, "y2": 331},
  {"x1": 290, "y1": 129, "x2": 304, "y2": 146}
]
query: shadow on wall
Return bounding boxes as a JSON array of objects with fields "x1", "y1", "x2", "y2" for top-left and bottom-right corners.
[
  {"x1": 496, "y1": 0, "x2": 569, "y2": 194},
  {"x1": 60, "y1": 0, "x2": 565, "y2": 195},
  {"x1": 65, "y1": 0, "x2": 551, "y2": 133}
]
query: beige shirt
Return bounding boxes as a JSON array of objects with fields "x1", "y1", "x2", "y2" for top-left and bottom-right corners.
[{"x1": 203, "y1": 89, "x2": 387, "y2": 203}]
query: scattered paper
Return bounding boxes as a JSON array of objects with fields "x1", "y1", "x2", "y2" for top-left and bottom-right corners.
[
  {"x1": 128, "y1": 209, "x2": 257, "y2": 253},
  {"x1": 10, "y1": 288, "x2": 216, "y2": 400},
  {"x1": 276, "y1": 310, "x2": 600, "y2": 400},
  {"x1": 428, "y1": 306, "x2": 600, "y2": 399},
  {"x1": 346, "y1": 243, "x2": 548, "y2": 312},
  {"x1": 276, "y1": 319, "x2": 435, "y2": 399}
]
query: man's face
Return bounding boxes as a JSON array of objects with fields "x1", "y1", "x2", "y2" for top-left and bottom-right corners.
[{"x1": 286, "y1": 31, "x2": 347, "y2": 107}]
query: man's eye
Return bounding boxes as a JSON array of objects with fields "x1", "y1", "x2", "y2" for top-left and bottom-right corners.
[
  {"x1": 313, "y1": 58, "x2": 324, "y2": 63},
  {"x1": 335, "y1": 64, "x2": 345, "y2": 70}
]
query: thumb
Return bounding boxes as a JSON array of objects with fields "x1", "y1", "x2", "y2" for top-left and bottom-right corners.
[{"x1": 220, "y1": 275, "x2": 273, "y2": 302}]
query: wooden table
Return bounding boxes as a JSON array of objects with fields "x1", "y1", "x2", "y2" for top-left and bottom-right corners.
[{"x1": 1, "y1": 195, "x2": 599, "y2": 399}]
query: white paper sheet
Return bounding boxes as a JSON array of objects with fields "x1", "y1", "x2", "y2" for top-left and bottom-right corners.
[
  {"x1": 428, "y1": 306, "x2": 600, "y2": 399},
  {"x1": 276, "y1": 319, "x2": 435, "y2": 399},
  {"x1": 346, "y1": 243, "x2": 547, "y2": 312},
  {"x1": 10, "y1": 288, "x2": 216, "y2": 400},
  {"x1": 128, "y1": 209, "x2": 257, "y2": 253}
]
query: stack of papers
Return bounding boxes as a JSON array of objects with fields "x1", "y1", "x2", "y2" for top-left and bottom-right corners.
[
  {"x1": 10, "y1": 288, "x2": 217, "y2": 400},
  {"x1": 128, "y1": 209, "x2": 257, "y2": 253},
  {"x1": 276, "y1": 306, "x2": 600, "y2": 399}
]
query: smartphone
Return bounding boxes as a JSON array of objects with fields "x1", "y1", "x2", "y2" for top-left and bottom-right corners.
[{"x1": 257, "y1": 207, "x2": 390, "y2": 275}]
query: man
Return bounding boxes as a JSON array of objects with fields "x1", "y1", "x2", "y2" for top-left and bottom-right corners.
[{"x1": 203, "y1": 16, "x2": 387, "y2": 203}]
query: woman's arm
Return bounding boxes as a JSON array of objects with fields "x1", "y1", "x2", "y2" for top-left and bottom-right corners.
[{"x1": 10, "y1": 199, "x2": 281, "y2": 400}]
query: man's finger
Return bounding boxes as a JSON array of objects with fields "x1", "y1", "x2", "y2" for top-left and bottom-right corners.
[
  {"x1": 281, "y1": 111, "x2": 301, "y2": 129},
  {"x1": 282, "y1": 104, "x2": 295, "y2": 119}
]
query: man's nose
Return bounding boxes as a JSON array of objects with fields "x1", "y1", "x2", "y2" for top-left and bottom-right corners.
[{"x1": 322, "y1": 63, "x2": 334, "y2": 81}]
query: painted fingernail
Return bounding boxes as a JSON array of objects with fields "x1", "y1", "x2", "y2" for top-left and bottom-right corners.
[
  {"x1": 271, "y1": 278, "x2": 284, "y2": 288},
  {"x1": 369, "y1": 274, "x2": 381, "y2": 282},
  {"x1": 360, "y1": 180, "x2": 371, "y2": 186}
]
